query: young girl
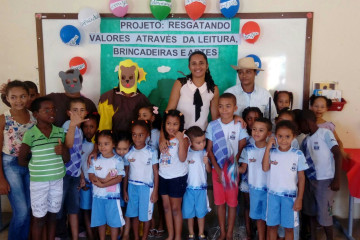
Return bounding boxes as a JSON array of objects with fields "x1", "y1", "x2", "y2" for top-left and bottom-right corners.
[
  {"x1": 88, "y1": 130, "x2": 125, "y2": 240},
  {"x1": 123, "y1": 120, "x2": 159, "y2": 240},
  {"x1": 309, "y1": 95, "x2": 347, "y2": 158},
  {"x1": 262, "y1": 121, "x2": 308, "y2": 240},
  {"x1": 159, "y1": 110, "x2": 189, "y2": 240},
  {"x1": 241, "y1": 107, "x2": 263, "y2": 240},
  {"x1": 0, "y1": 80, "x2": 36, "y2": 239},
  {"x1": 137, "y1": 105, "x2": 165, "y2": 237},
  {"x1": 80, "y1": 112, "x2": 100, "y2": 240},
  {"x1": 137, "y1": 104, "x2": 162, "y2": 150},
  {"x1": 115, "y1": 131, "x2": 132, "y2": 240},
  {"x1": 274, "y1": 91, "x2": 293, "y2": 113},
  {"x1": 275, "y1": 109, "x2": 299, "y2": 149}
]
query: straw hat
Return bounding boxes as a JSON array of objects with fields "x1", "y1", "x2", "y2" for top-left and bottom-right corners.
[{"x1": 230, "y1": 57, "x2": 264, "y2": 71}]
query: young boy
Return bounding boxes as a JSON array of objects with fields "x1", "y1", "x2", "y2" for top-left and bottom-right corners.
[
  {"x1": 262, "y1": 120, "x2": 308, "y2": 240},
  {"x1": 206, "y1": 93, "x2": 248, "y2": 240},
  {"x1": 298, "y1": 110, "x2": 341, "y2": 240},
  {"x1": 182, "y1": 126, "x2": 211, "y2": 240},
  {"x1": 58, "y1": 97, "x2": 88, "y2": 239},
  {"x1": 239, "y1": 117, "x2": 272, "y2": 240},
  {"x1": 18, "y1": 97, "x2": 70, "y2": 239}
]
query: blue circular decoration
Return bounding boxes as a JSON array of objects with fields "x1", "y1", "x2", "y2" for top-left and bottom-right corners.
[
  {"x1": 220, "y1": 0, "x2": 240, "y2": 19},
  {"x1": 246, "y1": 54, "x2": 262, "y2": 75},
  {"x1": 60, "y1": 25, "x2": 81, "y2": 46}
]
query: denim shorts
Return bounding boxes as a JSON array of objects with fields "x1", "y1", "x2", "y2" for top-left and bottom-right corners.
[{"x1": 57, "y1": 174, "x2": 80, "y2": 217}]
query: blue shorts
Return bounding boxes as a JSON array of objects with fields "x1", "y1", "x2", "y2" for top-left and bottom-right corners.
[
  {"x1": 125, "y1": 183, "x2": 154, "y2": 222},
  {"x1": 57, "y1": 175, "x2": 80, "y2": 218},
  {"x1": 182, "y1": 188, "x2": 210, "y2": 219},
  {"x1": 159, "y1": 174, "x2": 187, "y2": 198},
  {"x1": 91, "y1": 198, "x2": 125, "y2": 228},
  {"x1": 266, "y1": 193, "x2": 299, "y2": 228},
  {"x1": 249, "y1": 188, "x2": 267, "y2": 221},
  {"x1": 80, "y1": 182, "x2": 92, "y2": 210}
]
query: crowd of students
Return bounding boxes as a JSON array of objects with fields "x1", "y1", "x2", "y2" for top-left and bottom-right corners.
[{"x1": 0, "y1": 72, "x2": 345, "y2": 240}]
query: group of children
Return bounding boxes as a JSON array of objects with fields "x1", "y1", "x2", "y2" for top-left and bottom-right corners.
[{"x1": 0, "y1": 80, "x2": 344, "y2": 240}]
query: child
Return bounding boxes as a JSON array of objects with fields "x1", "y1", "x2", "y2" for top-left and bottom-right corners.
[
  {"x1": 115, "y1": 131, "x2": 132, "y2": 240},
  {"x1": 80, "y1": 112, "x2": 100, "y2": 240},
  {"x1": 0, "y1": 80, "x2": 36, "y2": 239},
  {"x1": 309, "y1": 94, "x2": 347, "y2": 159},
  {"x1": 137, "y1": 104, "x2": 162, "y2": 150},
  {"x1": 182, "y1": 126, "x2": 211, "y2": 240},
  {"x1": 123, "y1": 120, "x2": 159, "y2": 240},
  {"x1": 274, "y1": 90, "x2": 293, "y2": 113},
  {"x1": 206, "y1": 93, "x2": 248, "y2": 240},
  {"x1": 240, "y1": 106, "x2": 263, "y2": 240},
  {"x1": 159, "y1": 109, "x2": 189, "y2": 240},
  {"x1": 57, "y1": 97, "x2": 88, "y2": 240},
  {"x1": 18, "y1": 96, "x2": 70, "y2": 239},
  {"x1": 137, "y1": 105, "x2": 165, "y2": 237},
  {"x1": 239, "y1": 117, "x2": 272, "y2": 240},
  {"x1": 262, "y1": 120, "x2": 308, "y2": 240},
  {"x1": 275, "y1": 109, "x2": 299, "y2": 149},
  {"x1": 1, "y1": 80, "x2": 39, "y2": 109},
  {"x1": 297, "y1": 110, "x2": 341, "y2": 240},
  {"x1": 89, "y1": 130, "x2": 126, "y2": 240}
]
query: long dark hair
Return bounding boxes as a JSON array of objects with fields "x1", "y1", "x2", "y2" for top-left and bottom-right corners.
[
  {"x1": 162, "y1": 109, "x2": 185, "y2": 140},
  {"x1": 179, "y1": 51, "x2": 216, "y2": 93}
]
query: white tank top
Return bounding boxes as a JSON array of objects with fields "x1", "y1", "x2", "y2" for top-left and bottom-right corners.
[{"x1": 177, "y1": 80, "x2": 214, "y2": 130}]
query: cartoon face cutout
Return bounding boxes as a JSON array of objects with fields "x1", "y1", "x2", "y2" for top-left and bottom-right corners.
[
  {"x1": 59, "y1": 69, "x2": 82, "y2": 93},
  {"x1": 120, "y1": 65, "x2": 136, "y2": 89}
]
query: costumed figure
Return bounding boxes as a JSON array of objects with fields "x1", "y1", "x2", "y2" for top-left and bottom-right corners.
[{"x1": 98, "y1": 59, "x2": 150, "y2": 132}]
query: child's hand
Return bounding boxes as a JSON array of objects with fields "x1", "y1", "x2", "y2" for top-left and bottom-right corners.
[
  {"x1": 78, "y1": 177, "x2": 86, "y2": 190},
  {"x1": 215, "y1": 166, "x2": 223, "y2": 183},
  {"x1": 101, "y1": 171, "x2": 117, "y2": 183},
  {"x1": 150, "y1": 190, "x2": 158, "y2": 203},
  {"x1": 54, "y1": 139, "x2": 63, "y2": 155},
  {"x1": 159, "y1": 140, "x2": 170, "y2": 154},
  {"x1": 175, "y1": 130, "x2": 186, "y2": 142},
  {"x1": 203, "y1": 152, "x2": 209, "y2": 165},
  {"x1": 123, "y1": 191, "x2": 129, "y2": 202},
  {"x1": 234, "y1": 115, "x2": 247, "y2": 129},
  {"x1": 0, "y1": 79, "x2": 10, "y2": 94},
  {"x1": 266, "y1": 136, "x2": 276, "y2": 149},
  {"x1": 69, "y1": 111, "x2": 88, "y2": 128},
  {"x1": 330, "y1": 178, "x2": 340, "y2": 191},
  {"x1": 293, "y1": 198, "x2": 302, "y2": 211},
  {"x1": 93, "y1": 180, "x2": 104, "y2": 188}
]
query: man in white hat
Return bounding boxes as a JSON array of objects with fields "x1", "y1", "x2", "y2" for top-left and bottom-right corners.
[{"x1": 225, "y1": 57, "x2": 276, "y2": 123}]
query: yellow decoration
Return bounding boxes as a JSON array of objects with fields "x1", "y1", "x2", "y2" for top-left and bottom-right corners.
[{"x1": 98, "y1": 99, "x2": 116, "y2": 131}]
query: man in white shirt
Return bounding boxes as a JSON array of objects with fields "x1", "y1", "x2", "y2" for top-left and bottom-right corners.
[{"x1": 225, "y1": 57, "x2": 277, "y2": 123}]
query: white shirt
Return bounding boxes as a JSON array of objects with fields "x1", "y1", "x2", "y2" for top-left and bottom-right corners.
[
  {"x1": 225, "y1": 84, "x2": 277, "y2": 123},
  {"x1": 81, "y1": 139, "x2": 94, "y2": 181},
  {"x1": 177, "y1": 80, "x2": 214, "y2": 130},
  {"x1": 239, "y1": 143, "x2": 268, "y2": 191},
  {"x1": 267, "y1": 147, "x2": 308, "y2": 197},
  {"x1": 186, "y1": 148, "x2": 208, "y2": 189},
  {"x1": 159, "y1": 138, "x2": 188, "y2": 179},
  {"x1": 88, "y1": 154, "x2": 125, "y2": 199},
  {"x1": 304, "y1": 128, "x2": 338, "y2": 180},
  {"x1": 206, "y1": 119, "x2": 249, "y2": 166},
  {"x1": 124, "y1": 145, "x2": 158, "y2": 187}
]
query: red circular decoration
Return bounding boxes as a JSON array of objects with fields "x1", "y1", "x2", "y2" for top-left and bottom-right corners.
[
  {"x1": 241, "y1": 21, "x2": 261, "y2": 44},
  {"x1": 69, "y1": 57, "x2": 87, "y2": 75},
  {"x1": 307, "y1": 12, "x2": 313, "y2": 19}
]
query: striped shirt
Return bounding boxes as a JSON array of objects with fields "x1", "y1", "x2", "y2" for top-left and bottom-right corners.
[{"x1": 22, "y1": 125, "x2": 66, "y2": 182}]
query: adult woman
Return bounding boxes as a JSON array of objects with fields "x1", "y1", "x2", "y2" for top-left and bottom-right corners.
[{"x1": 166, "y1": 51, "x2": 219, "y2": 130}]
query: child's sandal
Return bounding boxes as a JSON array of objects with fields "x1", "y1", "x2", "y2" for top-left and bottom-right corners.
[
  {"x1": 198, "y1": 234, "x2": 207, "y2": 240},
  {"x1": 148, "y1": 228, "x2": 157, "y2": 237},
  {"x1": 188, "y1": 234, "x2": 196, "y2": 240},
  {"x1": 155, "y1": 229, "x2": 164, "y2": 238}
]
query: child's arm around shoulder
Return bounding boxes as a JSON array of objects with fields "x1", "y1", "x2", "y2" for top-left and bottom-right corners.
[
  {"x1": 262, "y1": 136, "x2": 275, "y2": 172},
  {"x1": 175, "y1": 130, "x2": 189, "y2": 162},
  {"x1": 0, "y1": 115, "x2": 10, "y2": 194}
]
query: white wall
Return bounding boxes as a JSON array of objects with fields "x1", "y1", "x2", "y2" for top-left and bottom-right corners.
[{"x1": 1, "y1": 0, "x2": 359, "y2": 218}]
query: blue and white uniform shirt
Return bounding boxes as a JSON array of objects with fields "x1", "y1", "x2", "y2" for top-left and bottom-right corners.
[
  {"x1": 124, "y1": 145, "x2": 158, "y2": 187},
  {"x1": 267, "y1": 147, "x2": 308, "y2": 198},
  {"x1": 159, "y1": 137, "x2": 188, "y2": 179},
  {"x1": 80, "y1": 139, "x2": 94, "y2": 181},
  {"x1": 186, "y1": 148, "x2": 208, "y2": 190},
  {"x1": 88, "y1": 154, "x2": 125, "y2": 199},
  {"x1": 146, "y1": 129, "x2": 160, "y2": 151},
  {"x1": 303, "y1": 128, "x2": 338, "y2": 180},
  {"x1": 239, "y1": 143, "x2": 268, "y2": 191}
]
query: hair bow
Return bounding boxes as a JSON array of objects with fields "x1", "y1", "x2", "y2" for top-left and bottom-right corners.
[{"x1": 153, "y1": 106, "x2": 159, "y2": 114}]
